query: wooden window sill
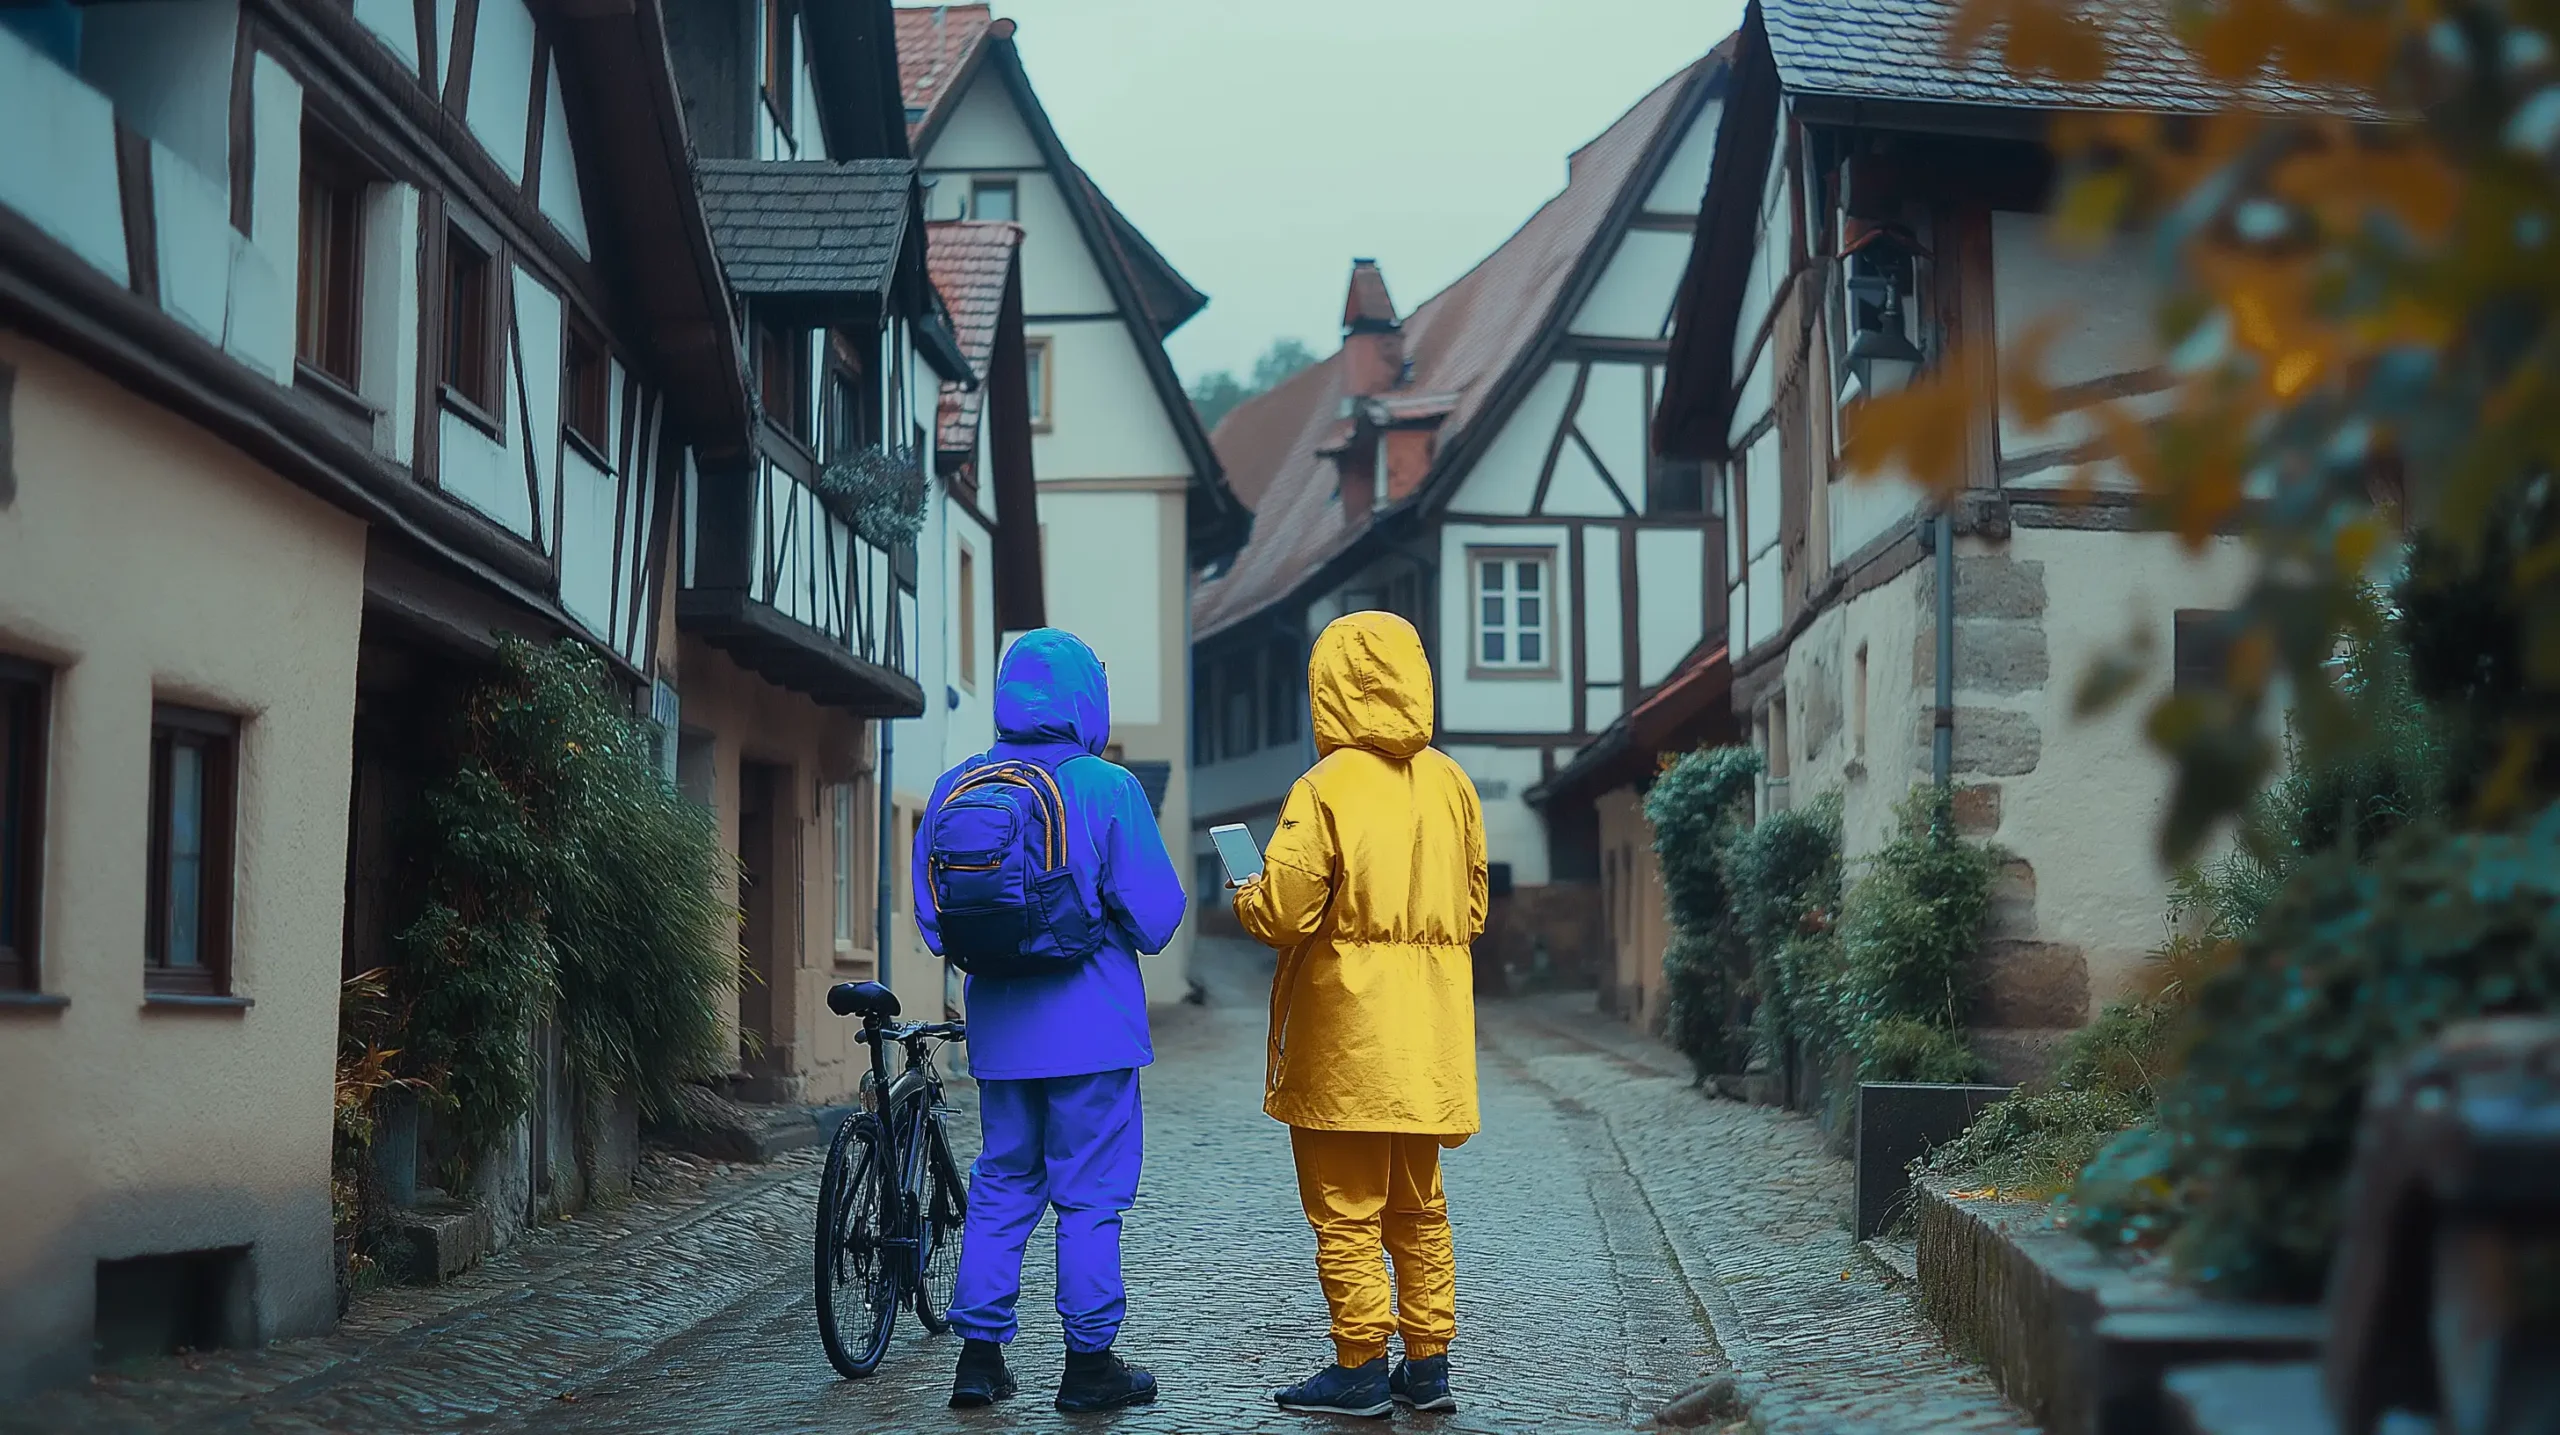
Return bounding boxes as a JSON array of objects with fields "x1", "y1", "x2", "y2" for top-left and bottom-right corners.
[
  {"x1": 142, "y1": 992, "x2": 254, "y2": 1013},
  {"x1": 440, "y1": 386, "x2": 504, "y2": 442},
  {"x1": 1465, "y1": 665, "x2": 1562, "y2": 683},
  {"x1": 0, "y1": 991, "x2": 69, "y2": 1013},
  {"x1": 565, "y1": 426, "x2": 615, "y2": 472}
]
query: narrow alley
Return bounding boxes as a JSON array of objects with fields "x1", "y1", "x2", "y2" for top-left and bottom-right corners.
[{"x1": 2, "y1": 940, "x2": 2025, "y2": 1435}]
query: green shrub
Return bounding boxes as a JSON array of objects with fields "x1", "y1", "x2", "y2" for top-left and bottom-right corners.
[
  {"x1": 1724, "y1": 792, "x2": 1844, "y2": 1064},
  {"x1": 1646, "y1": 748, "x2": 1763, "y2": 1079},
  {"x1": 2075, "y1": 807, "x2": 2560, "y2": 1298},
  {"x1": 395, "y1": 638, "x2": 739, "y2": 1170},
  {"x1": 1840, "y1": 788, "x2": 1996, "y2": 1079}
]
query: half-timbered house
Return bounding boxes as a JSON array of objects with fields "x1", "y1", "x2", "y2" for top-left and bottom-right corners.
[
  {"x1": 1649, "y1": 0, "x2": 2257, "y2": 1075},
  {"x1": 665, "y1": 0, "x2": 977, "y2": 1104},
  {"x1": 1189, "y1": 49, "x2": 1734, "y2": 984},
  {"x1": 895, "y1": 4, "x2": 1246, "y2": 1003},
  {"x1": 0, "y1": 0, "x2": 748, "y2": 1394}
]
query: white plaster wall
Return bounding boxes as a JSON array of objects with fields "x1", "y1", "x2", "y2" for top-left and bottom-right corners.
[
  {"x1": 536, "y1": 62, "x2": 590, "y2": 257},
  {"x1": 1579, "y1": 361, "x2": 1652, "y2": 509},
  {"x1": 353, "y1": 0, "x2": 419, "y2": 72},
  {"x1": 1028, "y1": 319, "x2": 1190, "y2": 480},
  {"x1": 1992, "y1": 210, "x2": 2171, "y2": 490},
  {"x1": 226, "y1": 54, "x2": 303, "y2": 383},
  {"x1": 1441, "y1": 744, "x2": 1551, "y2": 885},
  {"x1": 510, "y1": 267, "x2": 564, "y2": 549},
  {"x1": 463, "y1": 0, "x2": 537, "y2": 183},
  {"x1": 2001, "y1": 528, "x2": 2252, "y2": 1003},
  {"x1": 1645, "y1": 97, "x2": 1722, "y2": 213},
  {"x1": 1438, "y1": 521, "x2": 1573, "y2": 734},
  {"x1": 152, "y1": 147, "x2": 231, "y2": 345},
  {"x1": 358, "y1": 183, "x2": 422, "y2": 461},
  {"x1": 74, "y1": 0, "x2": 237, "y2": 183},
  {"x1": 1542, "y1": 438, "x2": 1623, "y2": 516},
  {"x1": 557, "y1": 448, "x2": 618, "y2": 636},
  {"x1": 1040, "y1": 488, "x2": 1166, "y2": 726},
  {"x1": 1829, "y1": 468, "x2": 1926, "y2": 565},
  {"x1": 0, "y1": 27, "x2": 134, "y2": 293},
  {"x1": 1634, "y1": 525, "x2": 1707, "y2": 685},
  {"x1": 0, "y1": 334, "x2": 368, "y2": 1396},
  {"x1": 1570, "y1": 228, "x2": 1690, "y2": 340},
  {"x1": 1448, "y1": 362, "x2": 1575, "y2": 514},
  {"x1": 1582, "y1": 525, "x2": 1624, "y2": 684}
]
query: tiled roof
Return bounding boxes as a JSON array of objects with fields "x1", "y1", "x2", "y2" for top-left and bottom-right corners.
[
  {"x1": 1191, "y1": 56, "x2": 1714, "y2": 641},
  {"x1": 696, "y1": 160, "x2": 913, "y2": 297},
  {"x1": 896, "y1": 5, "x2": 999, "y2": 137},
  {"x1": 1764, "y1": 0, "x2": 2358, "y2": 113},
  {"x1": 926, "y1": 219, "x2": 1022, "y2": 454}
]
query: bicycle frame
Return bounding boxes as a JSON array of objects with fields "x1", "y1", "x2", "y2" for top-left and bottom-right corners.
[{"x1": 857, "y1": 1017, "x2": 958, "y2": 1295}]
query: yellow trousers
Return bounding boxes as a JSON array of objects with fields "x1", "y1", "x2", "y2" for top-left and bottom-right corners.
[{"x1": 1288, "y1": 1127, "x2": 1457, "y2": 1367}]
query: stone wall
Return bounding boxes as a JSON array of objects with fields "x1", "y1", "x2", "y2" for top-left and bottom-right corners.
[{"x1": 1475, "y1": 881, "x2": 1606, "y2": 996}]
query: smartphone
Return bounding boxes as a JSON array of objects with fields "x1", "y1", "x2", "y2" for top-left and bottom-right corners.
[{"x1": 1209, "y1": 823, "x2": 1264, "y2": 887}]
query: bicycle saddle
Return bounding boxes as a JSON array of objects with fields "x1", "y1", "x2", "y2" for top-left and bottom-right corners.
[{"x1": 827, "y1": 980, "x2": 900, "y2": 1019}]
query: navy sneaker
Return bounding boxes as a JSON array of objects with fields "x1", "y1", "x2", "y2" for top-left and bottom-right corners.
[
  {"x1": 1274, "y1": 1357, "x2": 1393, "y2": 1418},
  {"x1": 949, "y1": 1339, "x2": 1016, "y2": 1408},
  {"x1": 1056, "y1": 1346, "x2": 1157, "y2": 1413},
  {"x1": 1391, "y1": 1353, "x2": 1457, "y2": 1413}
]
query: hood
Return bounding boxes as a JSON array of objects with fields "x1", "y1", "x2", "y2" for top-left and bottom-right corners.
[
  {"x1": 1308, "y1": 611, "x2": 1435, "y2": 760},
  {"x1": 994, "y1": 628, "x2": 1112, "y2": 754}
]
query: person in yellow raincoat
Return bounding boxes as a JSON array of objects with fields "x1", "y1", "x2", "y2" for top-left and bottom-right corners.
[{"x1": 1234, "y1": 610, "x2": 1486, "y2": 1419}]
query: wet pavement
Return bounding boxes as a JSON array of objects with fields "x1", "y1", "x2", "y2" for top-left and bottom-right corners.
[{"x1": 6, "y1": 939, "x2": 2032, "y2": 1433}]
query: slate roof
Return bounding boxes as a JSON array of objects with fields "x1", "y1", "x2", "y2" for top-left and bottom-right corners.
[
  {"x1": 926, "y1": 219, "x2": 1022, "y2": 454},
  {"x1": 696, "y1": 160, "x2": 913, "y2": 298},
  {"x1": 1763, "y1": 0, "x2": 2359, "y2": 114},
  {"x1": 1190, "y1": 56, "x2": 1716, "y2": 642}
]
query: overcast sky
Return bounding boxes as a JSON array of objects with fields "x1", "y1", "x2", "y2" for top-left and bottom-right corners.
[{"x1": 983, "y1": 0, "x2": 1748, "y2": 385}]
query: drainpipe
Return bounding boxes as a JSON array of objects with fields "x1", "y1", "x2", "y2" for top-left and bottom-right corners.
[
  {"x1": 876, "y1": 717, "x2": 897, "y2": 991},
  {"x1": 1932, "y1": 504, "x2": 1955, "y2": 788}
]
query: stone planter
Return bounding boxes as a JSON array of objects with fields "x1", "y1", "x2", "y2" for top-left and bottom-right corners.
[{"x1": 1913, "y1": 1184, "x2": 2323, "y2": 1435}]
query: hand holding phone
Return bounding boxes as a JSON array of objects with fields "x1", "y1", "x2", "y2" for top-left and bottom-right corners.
[{"x1": 1209, "y1": 823, "x2": 1264, "y2": 888}]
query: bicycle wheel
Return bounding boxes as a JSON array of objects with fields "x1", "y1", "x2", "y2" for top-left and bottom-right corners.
[
  {"x1": 815, "y1": 1112, "x2": 897, "y2": 1378},
  {"x1": 911, "y1": 1110, "x2": 968, "y2": 1333}
]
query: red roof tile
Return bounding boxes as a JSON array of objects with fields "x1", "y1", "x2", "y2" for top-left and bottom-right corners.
[
  {"x1": 926, "y1": 219, "x2": 1023, "y2": 455},
  {"x1": 895, "y1": 5, "x2": 1002, "y2": 139},
  {"x1": 1191, "y1": 54, "x2": 1717, "y2": 641}
]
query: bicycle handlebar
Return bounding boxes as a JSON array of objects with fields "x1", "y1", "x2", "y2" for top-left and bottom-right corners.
[{"x1": 857, "y1": 1020, "x2": 966, "y2": 1046}]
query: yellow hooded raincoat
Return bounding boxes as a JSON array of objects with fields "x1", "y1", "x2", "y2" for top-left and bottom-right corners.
[{"x1": 1237, "y1": 611, "x2": 1487, "y2": 1137}]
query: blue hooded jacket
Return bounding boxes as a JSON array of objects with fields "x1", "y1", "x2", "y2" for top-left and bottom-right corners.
[{"x1": 913, "y1": 629, "x2": 1186, "y2": 1080}]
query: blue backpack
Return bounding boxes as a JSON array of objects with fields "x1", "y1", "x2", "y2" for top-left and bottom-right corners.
[{"x1": 925, "y1": 757, "x2": 1104, "y2": 978}]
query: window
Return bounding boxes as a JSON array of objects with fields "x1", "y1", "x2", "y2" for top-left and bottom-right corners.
[
  {"x1": 1264, "y1": 641, "x2": 1299, "y2": 748},
  {"x1": 1024, "y1": 337, "x2": 1051, "y2": 430},
  {"x1": 1472, "y1": 550, "x2": 1553, "y2": 671},
  {"x1": 956, "y1": 545, "x2": 978, "y2": 690},
  {"x1": 1192, "y1": 663, "x2": 1216, "y2": 766},
  {"x1": 756, "y1": 323, "x2": 809, "y2": 443},
  {"x1": 970, "y1": 179, "x2": 1017, "y2": 222},
  {"x1": 2174, "y1": 609, "x2": 2235, "y2": 695},
  {"x1": 564, "y1": 321, "x2": 610, "y2": 459},
  {"x1": 1223, "y1": 659, "x2": 1257, "y2": 757},
  {"x1": 441, "y1": 226, "x2": 501, "y2": 420},
  {"x1": 1, "y1": 659, "x2": 47, "y2": 992},
  {"x1": 295, "y1": 130, "x2": 366, "y2": 390},
  {"x1": 1853, "y1": 642, "x2": 1870, "y2": 758},
  {"x1": 761, "y1": 0, "x2": 795, "y2": 133},
  {"x1": 146, "y1": 706, "x2": 237, "y2": 995},
  {"x1": 1651, "y1": 459, "x2": 1706, "y2": 515},
  {"x1": 831, "y1": 783, "x2": 854, "y2": 944}
]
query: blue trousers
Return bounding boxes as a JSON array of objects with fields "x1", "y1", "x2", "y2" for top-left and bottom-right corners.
[{"x1": 949, "y1": 1068, "x2": 1143, "y2": 1352}]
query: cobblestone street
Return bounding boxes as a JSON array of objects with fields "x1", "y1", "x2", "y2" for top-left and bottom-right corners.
[{"x1": 6, "y1": 941, "x2": 2030, "y2": 1434}]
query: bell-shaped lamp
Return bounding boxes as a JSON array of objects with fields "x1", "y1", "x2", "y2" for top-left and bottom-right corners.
[{"x1": 1846, "y1": 285, "x2": 1924, "y2": 396}]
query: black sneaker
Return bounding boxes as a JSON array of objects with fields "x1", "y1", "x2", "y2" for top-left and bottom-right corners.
[
  {"x1": 1391, "y1": 1353, "x2": 1457, "y2": 1413},
  {"x1": 950, "y1": 1339, "x2": 1017, "y2": 1408},
  {"x1": 1274, "y1": 1357, "x2": 1393, "y2": 1418},
  {"x1": 1056, "y1": 1346, "x2": 1157, "y2": 1413}
]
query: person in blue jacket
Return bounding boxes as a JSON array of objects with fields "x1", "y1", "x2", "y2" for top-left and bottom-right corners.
[{"x1": 913, "y1": 628, "x2": 1186, "y2": 1413}]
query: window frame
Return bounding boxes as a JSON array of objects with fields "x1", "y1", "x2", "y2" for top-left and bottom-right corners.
[
  {"x1": 830, "y1": 782, "x2": 854, "y2": 946},
  {"x1": 563, "y1": 318, "x2": 612, "y2": 465},
  {"x1": 2174, "y1": 609, "x2": 2237, "y2": 695},
  {"x1": 1023, "y1": 336, "x2": 1052, "y2": 432},
  {"x1": 756, "y1": 322, "x2": 811, "y2": 447},
  {"x1": 1467, "y1": 546, "x2": 1558, "y2": 677},
  {"x1": 144, "y1": 704, "x2": 239, "y2": 997},
  {"x1": 1263, "y1": 641, "x2": 1299, "y2": 749},
  {"x1": 761, "y1": 0, "x2": 796, "y2": 138},
  {"x1": 969, "y1": 178, "x2": 1018, "y2": 222},
  {"x1": 955, "y1": 543, "x2": 979, "y2": 692},
  {"x1": 439, "y1": 221, "x2": 505, "y2": 434},
  {"x1": 294, "y1": 124, "x2": 369, "y2": 395},
  {"x1": 0, "y1": 657, "x2": 48, "y2": 993}
]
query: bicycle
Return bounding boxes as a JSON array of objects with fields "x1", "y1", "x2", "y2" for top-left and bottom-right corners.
[{"x1": 816, "y1": 979, "x2": 970, "y2": 1379}]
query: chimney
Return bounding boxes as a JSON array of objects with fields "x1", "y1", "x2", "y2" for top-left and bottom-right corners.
[{"x1": 1340, "y1": 258, "x2": 1403, "y2": 398}]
